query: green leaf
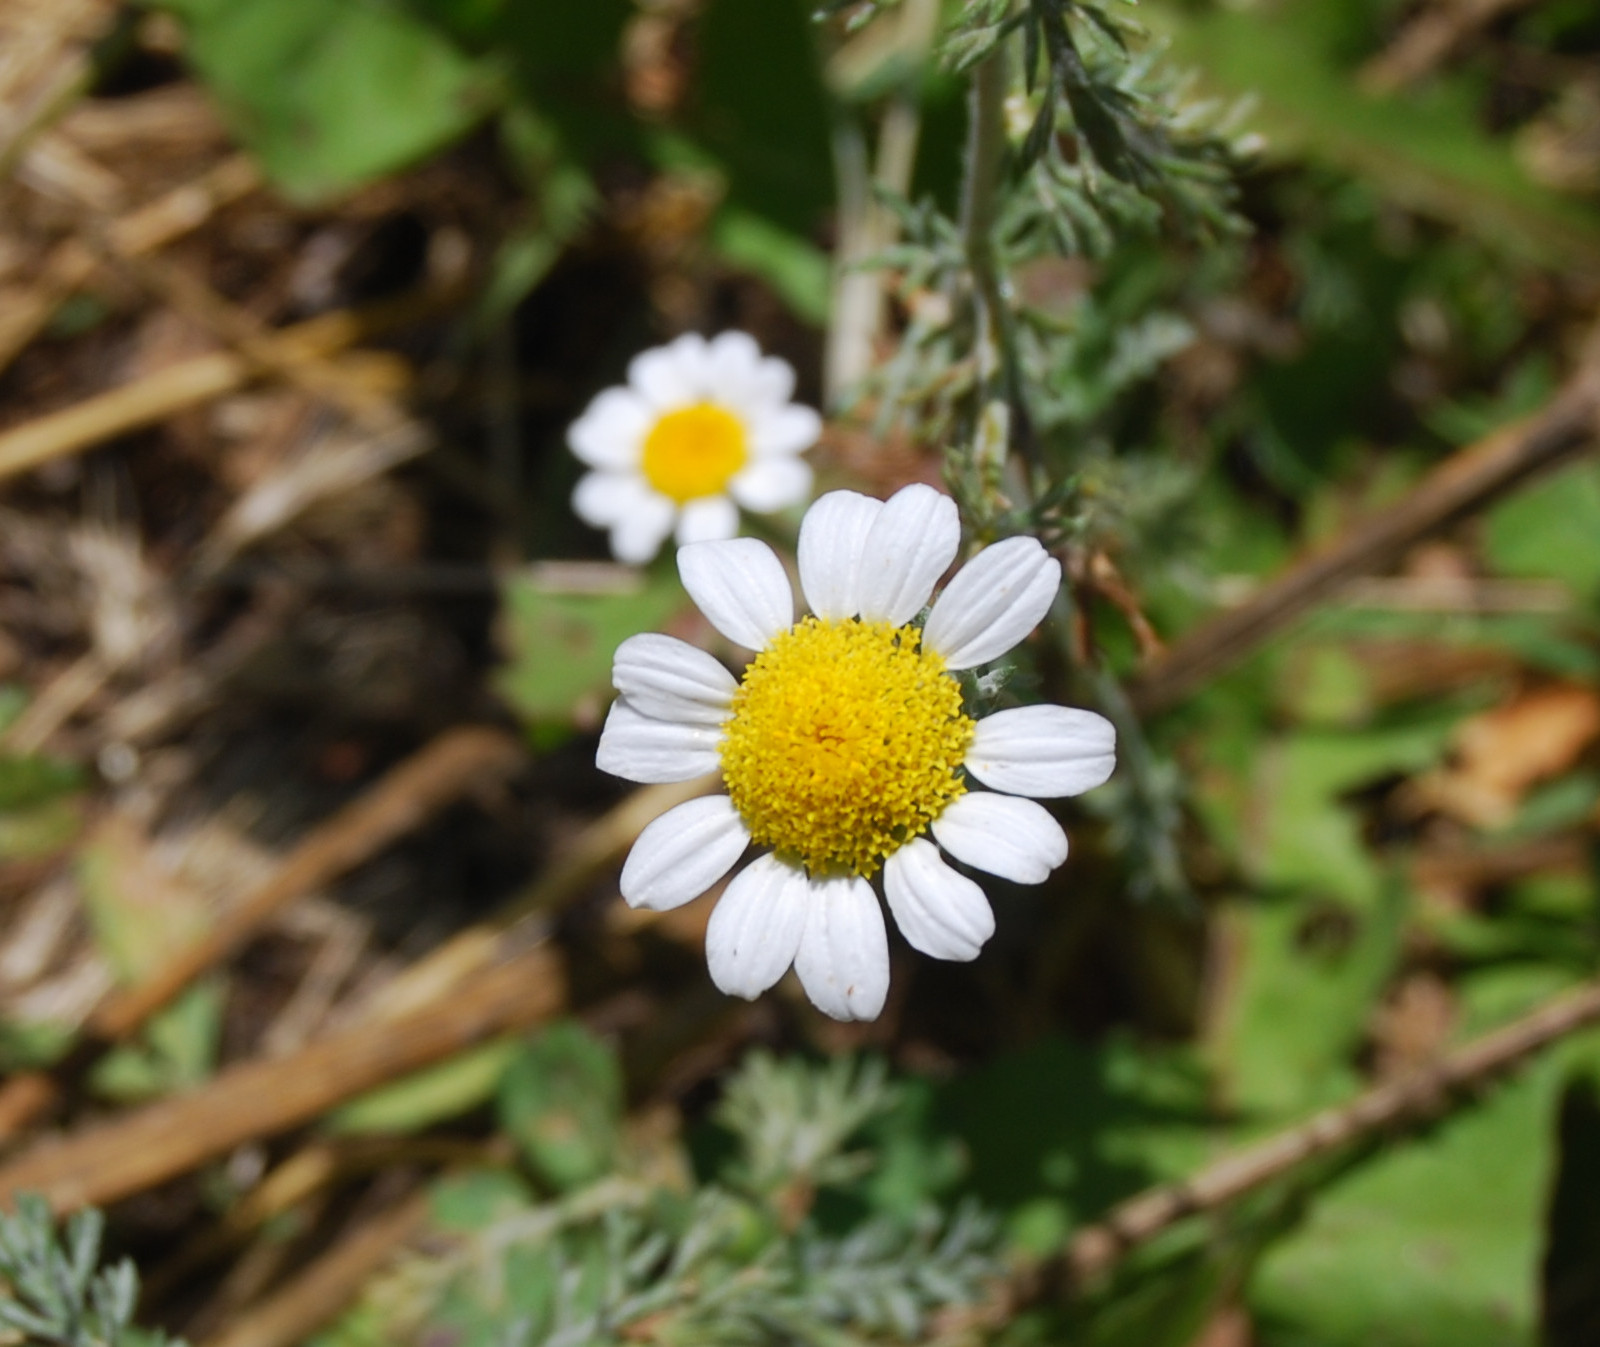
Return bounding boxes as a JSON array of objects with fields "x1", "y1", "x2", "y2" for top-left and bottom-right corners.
[
  {"x1": 691, "y1": 0, "x2": 834, "y2": 234},
  {"x1": 326, "y1": 1036, "x2": 523, "y2": 1135},
  {"x1": 495, "y1": 567, "x2": 686, "y2": 727},
  {"x1": 159, "y1": 0, "x2": 499, "y2": 201},
  {"x1": 1484, "y1": 461, "x2": 1600, "y2": 603},
  {"x1": 939, "y1": 1035, "x2": 1212, "y2": 1249},
  {"x1": 0, "y1": 754, "x2": 82, "y2": 811},
  {"x1": 712, "y1": 207, "x2": 832, "y2": 326},
  {"x1": 497, "y1": 1022, "x2": 623, "y2": 1192},
  {"x1": 1149, "y1": 1, "x2": 1600, "y2": 275},
  {"x1": 1250, "y1": 1052, "x2": 1578, "y2": 1347}
]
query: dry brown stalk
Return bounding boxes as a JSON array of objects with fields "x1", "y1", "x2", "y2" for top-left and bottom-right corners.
[
  {"x1": 1127, "y1": 331, "x2": 1600, "y2": 717},
  {"x1": 199, "y1": 1189, "x2": 431, "y2": 1347},
  {"x1": 85, "y1": 235, "x2": 405, "y2": 429},
  {"x1": 350, "y1": 775, "x2": 718, "y2": 1025},
  {"x1": 0, "y1": 938, "x2": 564, "y2": 1211},
  {"x1": 1057, "y1": 976, "x2": 1600, "y2": 1287},
  {"x1": 0, "y1": 727, "x2": 522, "y2": 1142},
  {"x1": 1359, "y1": 0, "x2": 1535, "y2": 94},
  {"x1": 0, "y1": 154, "x2": 260, "y2": 373},
  {"x1": 0, "y1": 285, "x2": 457, "y2": 485}
]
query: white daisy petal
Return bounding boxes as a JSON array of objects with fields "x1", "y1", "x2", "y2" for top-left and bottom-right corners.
[
  {"x1": 628, "y1": 334, "x2": 706, "y2": 409},
  {"x1": 678, "y1": 537, "x2": 794, "y2": 650},
  {"x1": 931, "y1": 792, "x2": 1068, "y2": 884},
  {"x1": 856, "y1": 484, "x2": 960, "y2": 626},
  {"x1": 705, "y1": 853, "x2": 809, "y2": 999},
  {"x1": 797, "y1": 489, "x2": 882, "y2": 620},
  {"x1": 621, "y1": 795, "x2": 750, "y2": 912},
  {"x1": 883, "y1": 837, "x2": 995, "y2": 962},
  {"x1": 596, "y1": 697, "x2": 722, "y2": 783},
  {"x1": 608, "y1": 495, "x2": 677, "y2": 565},
  {"x1": 568, "y1": 388, "x2": 652, "y2": 469},
  {"x1": 794, "y1": 873, "x2": 890, "y2": 1021},
  {"x1": 748, "y1": 404, "x2": 823, "y2": 457},
  {"x1": 728, "y1": 456, "x2": 813, "y2": 513},
  {"x1": 676, "y1": 495, "x2": 741, "y2": 546},
  {"x1": 704, "y1": 331, "x2": 765, "y2": 401},
  {"x1": 751, "y1": 354, "x2": 797, "y2": 406},
  {"x1": 571, "y1": 471, "x2": 642, "y2": 528},
  {"x1": 966, "y1": 705, "x2": 1117, "y2": 798},
  {"x1": 922, "y1": 536, "x2": 1061, "y2": 670},
  {"x1": 612, "y1": 633, "x2": 737, "y2": 726}
]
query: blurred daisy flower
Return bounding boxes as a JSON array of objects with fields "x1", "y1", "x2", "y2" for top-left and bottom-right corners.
[
  {"x1": 597, "y1": 483, "x2": 1117, "y2": 1021},
  {"x1": 567, "y1": 332, "x2": 821, "y2": 563}
]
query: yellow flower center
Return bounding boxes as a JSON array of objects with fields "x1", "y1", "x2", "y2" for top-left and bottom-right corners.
[
  {"x1": 719, "y1": 616, "x2": 974, "y2": 878},
  {"x1": 640, "y1": 402, "x2": 748, "y2": 504}
]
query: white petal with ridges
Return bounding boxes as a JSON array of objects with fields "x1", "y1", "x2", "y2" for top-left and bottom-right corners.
[
  {"x1": 729, "y1": 455, "x2": 812, "y2": 513},
  {"x1": 612, "y1": 633, "x2": 736, "y2": 726},
  {"x1": 675, "y1": 495, "x2": 740, "y2": 546},
  {"x1": 705, "y1": 853, "x2": 808, "y2": 999},
  {"x1": 568, "y1": 388, "x2": 651, "y2": 469},
  {"x1": 793, "y1": 874, "x2": 889, "y2": 1021},
  {"x1": 596, "y1": 697, "x2": 722, "y2": 783},
  {"x1": 883, "y1": 838, "x2": 994, "y2": 961},
  {"x1": 678, "y1": 537, "x2": 794, "y2": 650},
  {"x1": 621, "y1": 795, "x2": 749, "y2": 911},
  {"x1": 857, "y1": 484, "x2": 960, "y2": 625},
  {"x1": 931, "y1": 792, "x2": 1068, "y2": 884},
  {"x1": 797, "y1": 490, "x2": 882, "y2": 620},
  {"x1": 923, "y1": 536, "x2": 1061, "y2": 669},
  {"x1": 966, "y1": 705, "x2": 1117, "y2": 798}
]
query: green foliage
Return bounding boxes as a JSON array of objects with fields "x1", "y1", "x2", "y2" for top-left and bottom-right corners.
[
  {"x1": 0, "y1": 750, "x2": 84, "y2": 862},
  {"x1": 158, "y1": 0, "x2": 499, "y2": 200},
  {"x1": 495, "y1": 569, "x2": 686, "y2": 729},
  {"x1": 0, "y1": 1194, "x2": 173, "y2": 1347},
  {"x1": 499, "y1": 1022, "x2": 625, "y2": 1192},
  {"x1": 323, "y1": 1052, "x2": 1003, "y2": 1347}
]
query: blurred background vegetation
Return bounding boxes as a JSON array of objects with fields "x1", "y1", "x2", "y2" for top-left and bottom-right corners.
[{"x1": 0, "y1": 0, "x2": 1599, "y2": 1344}]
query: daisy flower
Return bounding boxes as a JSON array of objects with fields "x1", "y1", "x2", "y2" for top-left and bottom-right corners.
[
  {"x1": 596, "y1": 483, "x2": 1117, "y2": 1021},
  {"x1": 568, "y1": 331, "x2": 821, "y2": 564}
]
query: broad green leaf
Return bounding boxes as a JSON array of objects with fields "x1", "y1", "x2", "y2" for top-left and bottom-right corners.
[
  {"x1": 495, "y1": 567, "x2": 686, "y2": 727},
  {"x1": 1149, "y1": 1, "x2": 1600, "y2": 275},
  {"x1": 1252, "y1": 722, "x2": 1454, "y2": 908},
  {"x1": 498, "y1": 1022, "x2": 623, "y2": 1192},
  {"x1": 1251, "y1": 1051, "x2": 1580, "y2": 1347},
  {"x1": 1484, "y1": 461, "x2": 1600, "y2": 603},
  {"x1": 691, "y1": 0, "x2": 834, "y2": 235},
  {"x1": 1208, "y1": 883, "x2": 1405, "y2": 1121},
  {"x1": 326, "y1": 1037, "x2": 523, "y2": 1135},
  {"x1": 0, "y1": 754, "x2": 78, "y2": 811},
  {"x1": 712, "y1": 208, "x2": 832, "y2": 327},
  {"x1": 160, "y1": 0, "x2": 498, "y2": 200},
  {"x1": 939, "y1": 1035, "x2": 1213, "y2": 1250},
  {"x1": 0, "y1": 754, "x2": 85, "y2": 859},
  {"x1": 428, "y1": 1168, "x2": 533, "y2": 1232}
]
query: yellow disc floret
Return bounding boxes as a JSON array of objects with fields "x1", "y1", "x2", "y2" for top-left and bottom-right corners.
[
  {"x1": 640, "y1": 402, "x2": 748, "y2": 504},
  {"x1": 719, "y1": 616, "x2": 974, "y2": 878}
]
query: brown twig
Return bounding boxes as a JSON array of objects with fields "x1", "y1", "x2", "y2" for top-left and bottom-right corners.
[
  {"x1": 0, "y1": 938, "x2": 563, "y2": 1211},
  {"x1": 0, "y1": 285, "x2": 457, "y2": 485},
  {"x1": 198, "y1": 1188, "x2": 431, "y2": 1347},
  {"x1": 1055, "y1": 976, "x2": 1600, "y2": 1288},
  {"x1": 0, "y1": 727, "x2": 522, "y2": 1142},
  {"x1": 348, "y1": 775, "x2": 718, "y2": 1025},
  {"x1": 0, "y1": 155, "x2": 260, "y2": 375},
  {"x1": 1127, "y1": 330, "x2": 1600, "y2": 717},
  {"x1": 1359, "y1": 0, "x2": 1535, "y2": 95}
]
